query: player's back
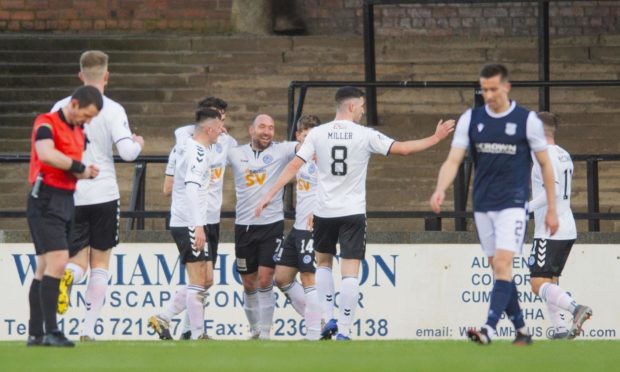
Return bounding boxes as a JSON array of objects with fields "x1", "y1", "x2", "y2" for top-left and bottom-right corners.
[
  {"x1": 52, "y1": 95, "x2": 130, "y2": 205},
  {"x1": 532, "y1": 144, "x2": 576, "y2": 239},
  {"x1": 297, "y1": 120, "x2": 394, "y2": 218}
]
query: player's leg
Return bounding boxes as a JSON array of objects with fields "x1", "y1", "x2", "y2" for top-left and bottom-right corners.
[
  {"x1": 493, "y1": 208, "x2": 530, "y2": 345},
  {"x1": 256, "y1": 221, "x2": 284, "y2": 340},
  {"x1": 185, "y1": 259, "x2": 211, "y2": 340},
  {"x1": 529, "y1": 239, "x2": 569, "y2": 337},
  {"x1": 533, "y1": 239, "x2": 591, "y2": 338},
  {"x1": 467, "y1": 212, "x2": 498, "y2": 344},
  {"x1": 274, "y1": 230, "x2": 305, "y2": 317},
  {"x1": 297, "y1": 229, "x2": 320, "y2": 340},
  {"x1": 236, "y1": 224, "x2": 261, "y2": 338},
  {"x1": 79, "y1": 249, "x2": 111, "y2": 341},
  {"x1": 313, "y1": 215, "x2": 339, "y2": 339},
  {"x1": 149, "y1": 227, "x2": 192, "y2": 340},
  {"x1": 27, "y1": 255, "x2": 46, "y2": 346},
  {"x1": 26, "y1": 191, "x2": 74, "y2": 347},
  {"x1": 180, "y1": 223, "x2": 221, "y2": 340},
  {"x1": 275, "y1": 266, "x2": 304, "y2": 316},
  {"x1": 79, "y1": 200, "x2": 121, "y2": 340},
  {"x1": 58, "y1": 204, "x2": 91, "y2": 315},
  {"x1": 335, "y1": 214, "x2": 367, "y2": 340}
]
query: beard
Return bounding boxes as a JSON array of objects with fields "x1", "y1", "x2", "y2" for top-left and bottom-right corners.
[{"x1": 252, "y1": 137, "x2": 272, "y2": 150}]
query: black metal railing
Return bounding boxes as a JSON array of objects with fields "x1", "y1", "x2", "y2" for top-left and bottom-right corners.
[
  {"x1": 362, "y1": 0, "x2": 558, "y2": 126},
  {"x1": 2, "y1": 153, "x2": 619, "y2": 232}
]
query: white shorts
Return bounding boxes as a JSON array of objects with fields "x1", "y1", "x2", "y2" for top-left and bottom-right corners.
[{"x1": 474, "y1": 208, "x2": 528, "y2": 257}]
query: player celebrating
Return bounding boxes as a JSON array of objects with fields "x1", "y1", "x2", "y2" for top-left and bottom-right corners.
[
  {"x1": 52, "y1": 51, "x2": 144, "y2": 341},
  {"x1": 430, "y1": 64, "x2": 559, "y2": 346},
  {"x1": 256, "y1": 86, "x2": 455, "y2": 340},
  {"x1": 162, "y1": 97, "x2": 237, "y2": 340},
  {"x1": 26, "y1": 86, "x2": 102, "y2": 347},
  {"x1": 149, "y1": 108, "x2": 224, "y2": 340},
  {"x1": 527, "y1": 112, "x2": 592, "y2": 339},
  {"x1": 227, "y1": 114, "x2": 299, "y2": 339},
  {"x1": 273, "y1": 115, "x2": 322, "y2": 340}
]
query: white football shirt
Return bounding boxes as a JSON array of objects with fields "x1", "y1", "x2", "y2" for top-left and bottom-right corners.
[
  {"x1": 170, "y1": 138, "x2": 211, "y2": 227},
  {"x1": 531, "y1": 144, "x2": 577, "y2": 240},
  {"x1": 294, "y1": 160, "x2": 318, "y2": 231},
  {"x1": 52, "y1": 96, "x2": 141, "y2": 206},
  {"x1": 228, "y1": 141, "x2": 298, "y2": 225},
  {"x1": 165, "y1": 124, "x2": 237, "y2": 224},
  {"x1": 296, "y1": 120, "x2": 395, "y2": 218}
]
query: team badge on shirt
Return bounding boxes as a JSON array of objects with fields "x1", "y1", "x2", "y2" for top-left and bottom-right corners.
[
  {"x1": 477, "y1": 123, "x2": 484, "y2": 132},
  {"x1": 505, "y1": 123, "x2": 517, "y2": 136},
  {"x1": 263, "y1": 154, "x2": 273, "y2": 164},
  {"x1": 215, "y1": 143, "x2": 223, "y2": 153},
  {"x1": 308, "y1": 163, "x2": 316, "y2": 174}
]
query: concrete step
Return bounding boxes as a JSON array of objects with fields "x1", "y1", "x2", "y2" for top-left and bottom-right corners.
[
  {"x1": 0, "y1": 62, "x2": 206, "y2": 75},
  {"x1": 0, "y1": 73, "x2": 208, "y2": 89}
]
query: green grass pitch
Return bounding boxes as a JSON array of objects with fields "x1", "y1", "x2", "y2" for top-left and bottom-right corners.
[{"x1": 1, "y1": 340, "x2": 618, "y2": 371}]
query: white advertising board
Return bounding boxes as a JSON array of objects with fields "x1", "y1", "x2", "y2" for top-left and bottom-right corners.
[{"x1": 0, "y1": 243, "x2": 616, "y2": 340}]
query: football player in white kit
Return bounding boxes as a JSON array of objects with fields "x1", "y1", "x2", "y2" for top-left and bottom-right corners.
[
  {"x1": 52, "y1": 51, "x2": 144, "y2": 341},
  {"x1": 149, "y1": 108, "x2": 224, "y2": 340},
  {"x1": 527, "y1": 112, "x2": 592, "y2": 339},
  {"x1": 227, "y1": 114, "x2": 299, "y2": 339},
  {"x1": 161, "y1": 97, "x2": 237, "y2": 340},
  {"x1": 272, "y1": 115, "x2": 322, "y2": 340},
  {"x1": 256, "y1": 86, "x2": 455, "y2": 340}
]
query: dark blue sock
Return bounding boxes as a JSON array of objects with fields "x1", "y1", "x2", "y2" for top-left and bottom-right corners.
[
  {"x1": 505, "y1": 281, "x2": 525, "y2": 330},
  {"x1": 485, "y1": 279, "x2": 512, "y2": 330}
]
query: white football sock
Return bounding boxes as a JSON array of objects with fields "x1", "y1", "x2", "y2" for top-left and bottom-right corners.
[
  {"x1": 81, "y1": 268, "x2": 108, "y2": 338},
  {"x1": 280, "y1": 281, "x2": 305, "y2": 317},
  {"x1": 304, "y1": 286, "x2": 321, "y2": 340},
  {"x1": 316, "y1": 266, "x2": 335, "y2": 322},
  {"x1": 186, "y1": 285, "x2": 206, "y2": 340},
  {"x1": 66, "y1": 262, "x2": 85, "y2": 283},
  {"x1": 243, "y1": 290, "x2": 260, "y2": 335},
  {"x1": 539, "y1": 283, "x2": 577, "y2": 313},
  {"x1": 258, "y1": 285, "x2": 275, "y2": 339},
  {"x1": 546, "y1": 301, "x2": 568, "y2": 332},
  {"x1": 161, "y1": 286, "x2": 187, "y2": 322},
  {"x1": 338, "y1": 276, "x2": 360, "y2": 337}
]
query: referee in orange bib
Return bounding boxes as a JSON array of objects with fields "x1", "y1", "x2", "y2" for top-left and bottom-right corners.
[{"x1": 26, "y1": 85, "x2": 103, "y2": 347}]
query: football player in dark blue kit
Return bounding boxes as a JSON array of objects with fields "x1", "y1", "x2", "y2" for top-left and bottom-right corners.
[{"x1": 430, "y1": 63, "x2": 559, "y2": 345}]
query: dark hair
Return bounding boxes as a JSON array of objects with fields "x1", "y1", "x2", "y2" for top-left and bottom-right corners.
[
  {"x1": 479, "y1": 63, "x2": 509, "y2": 80},
  {"x1": 335, "y1": 86, "x2": 364, "y2": 105},
  {"x1": 195, "y1": 107, "x2": 222, "y2": 123},
  {"x1": 296, "y1": 114, "x2": 321, "y2": 132},
  {"x1": 198, "y1": 96, "x2": 228, "y2": 111},
  {"x1": 71, "y1": 85, "x2": 103, "y2": 111},
  {"x1": 537, "y1": 111, "x2": 559, "y2": 130}
]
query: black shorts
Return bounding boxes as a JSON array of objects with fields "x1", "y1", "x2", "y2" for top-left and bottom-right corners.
[
  {"x1": 234, "y1": 221, "x2": 284, "y2": 275},
  {"x1": 69, "y1": 199, "x2": 120, "y2": 257},
  {"x1": 170, "y1": 226, "x2": 212, "y2": 264},
  {"x1": 276, "y1": 228, "x2": 315, "y2": 273},
  {"x1": 313, "y1": 214, "x2": 366, "y2": 260},
  {"x1": 528, "y1": 238, "x2": 576, "y2": 278},
  {"x1": 26, "y1": 185, "x2": 75, "y2": 255},
  {"x1": 207, "y1": 223, "x2": 220, "y2": 265}
]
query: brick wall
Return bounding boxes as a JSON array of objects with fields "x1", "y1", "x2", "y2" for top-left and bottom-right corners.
[
  {"x1": 0, "y1": 0, "x2": 618, "y2": 36},
  {"x1": 0, "y1": 0, "x2": 232, "y2": 32},
  {"x1": 296, "y1": 0, "x2": 620, "y2": 37}
]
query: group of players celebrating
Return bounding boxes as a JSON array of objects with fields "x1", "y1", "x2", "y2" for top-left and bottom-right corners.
[{"x1": 25, "y1": 49, "x2": 591, "y2": 347}]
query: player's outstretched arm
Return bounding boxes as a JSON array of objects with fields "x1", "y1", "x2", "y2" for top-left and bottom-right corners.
[
  {"x1": 429, "y1": 147, "x2": 466, "y2": 213},
  {"x1": 163, "y1": 176, "x2": 173, "y2": 196},
  {"x1": 255, "y1": 156, "x2": 305, "y2": 217},
  {"x1": 534, "y1": 149, "x2": 559, "y2": 235},
  {"x1": 389, "y1": 119, "x2": 455, "y2": 156}
]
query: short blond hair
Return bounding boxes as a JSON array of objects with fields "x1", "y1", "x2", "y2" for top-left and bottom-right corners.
[{"x1": 80, "y1": 50, "x2": 108, "y2": 82}]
